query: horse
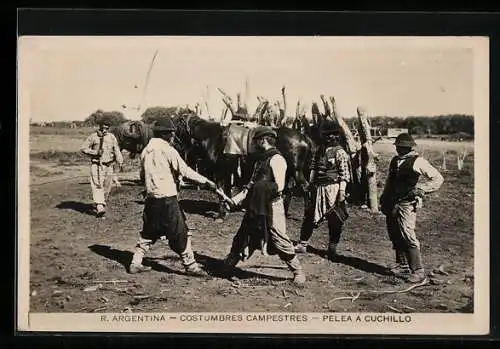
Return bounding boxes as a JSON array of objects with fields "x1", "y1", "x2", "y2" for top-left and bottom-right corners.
[
  {"x1": 110, "y1": 120, "x2": 153, "y2": 159},
  {"x1": 173, "y1": 113, "x2": 313, "y2": 221},
  {"x1": 172, "y1": 113, "x2": 242, "y2": 219}
]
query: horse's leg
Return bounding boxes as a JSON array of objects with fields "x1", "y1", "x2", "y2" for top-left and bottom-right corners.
[
  {"x1": 283, "y1": 172, "x2": 294, "y2": 218},
  {"x1": 294, "y1": 169, "x2": 310, "y2": 220},
  {"x1": 233, "y1": 156, "x2": 242, "y2": 192}
]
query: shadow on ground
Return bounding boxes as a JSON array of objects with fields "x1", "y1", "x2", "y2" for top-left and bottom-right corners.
[
  {"x1": 88, "y1": 244, "x2": 187, "y2": 276},
  {"x1": 194, "y1": 252, "x2": 289, "y2": 282},
  {"x1": 88, "y1": 244, "x2": 287, "y2": 282},
  {"x1": 56, "y1": 201, "x2": 95, "y2": 216},
  {"x1": 306, "y1": 245, "x2": 393, "y2": 276},
  {"x1": 180, "y1": 199, "x2": 219, "y2": 218}
]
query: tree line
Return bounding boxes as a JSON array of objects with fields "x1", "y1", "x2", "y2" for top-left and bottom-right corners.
[
  {"x1": 345, "y1": 114, "x2": 474, "y2": 136},
  {"x1": 32, "y1": 107, "x2": 474, "y2": 137}
]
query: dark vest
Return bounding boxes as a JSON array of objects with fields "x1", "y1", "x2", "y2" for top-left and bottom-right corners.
[
  {"x1": 313, "y1": 145, "x2": 343, "y2": 185},
  {"x1": 253, "y1": 148, "x2": 282, "y2": 183},
  {"x1": 386, "y1": 155, "x2": 421, "y2": 201},
  {"x1": 245, "y1": 148, "x2": 282, "y2": 217}
]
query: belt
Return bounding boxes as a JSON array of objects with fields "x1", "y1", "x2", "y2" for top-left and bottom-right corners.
[{"x1": 92, "y1": 160, "x2": 114, "y2": 166}]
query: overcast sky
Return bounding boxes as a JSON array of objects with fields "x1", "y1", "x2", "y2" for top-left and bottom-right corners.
[{"x1": 19, "y1": 36, "x2": 478, "y2": 122}]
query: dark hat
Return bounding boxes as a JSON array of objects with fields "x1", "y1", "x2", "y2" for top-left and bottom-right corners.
[
  {"x1": 153, "y1": 117, "x2": 176, "y2": 132},
  {"x1": 394, "y1": 133, "x2": 416, "y2": 147},
  {"x1": 253, "y1": 126, "x2": 277, "y2": 140}
]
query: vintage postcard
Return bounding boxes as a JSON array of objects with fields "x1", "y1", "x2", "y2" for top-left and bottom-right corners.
[{"x1": 17, "y1": 35, "x2": 489, "y2": 335}]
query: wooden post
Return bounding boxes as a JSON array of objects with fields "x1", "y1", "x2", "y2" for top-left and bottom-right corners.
[
  {"x1": 244, "y1": 78, "x2": 249, "y2": 112},
  {"x1": 221, "y1": 95, "x2": 237, "y2": 119},
  {"x1": 221, "y1": 106, "x2": 229, "y2": 123},
  {"x1": 356, "y1": 106, "x2": 378, "y2": 212},
  {"x1": 281, "y1": 86, "x2": 287, "y2": 121},
  {"x1": 289, "y1": 99, "x2": 300, "y2": 128},
  {"x1": 311, "y1": 102, "x2": 321, "y2": 126},
  {"x1": 329, "y1": 97, "x2": 360, "y2": 155},
  {"x1": 320, "y1": 95, "x2": 332, "y2": 117},
  {"x1": 325, "y1": 96, "x2": 363, "y2": 204},
  {"x1": 457, "y1": 149, "x2": 467, "y2": 171}
]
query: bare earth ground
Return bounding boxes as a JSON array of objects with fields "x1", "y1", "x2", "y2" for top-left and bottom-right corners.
[{"x1": 27, "y1": 128, "x2": 475, "y2": 314}]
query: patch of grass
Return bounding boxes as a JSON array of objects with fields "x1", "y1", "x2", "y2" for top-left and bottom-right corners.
[
  {"x1": 30, "y1": 126, "x2": 96, "y2": 136},
  {"x1": 31, "y1": 151, "x2": 88, "y2": 165},
  {"x1": 30, "y1": 164, "x2": 64, "y2": 177}
]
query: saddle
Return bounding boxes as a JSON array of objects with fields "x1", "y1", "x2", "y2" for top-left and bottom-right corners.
[{"x1": 222, "y1": 121, "x2": 260, "y2": 155}]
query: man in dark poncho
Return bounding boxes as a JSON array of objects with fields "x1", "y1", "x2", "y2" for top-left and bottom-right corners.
[{"x1": 223, "y1": 126, "x2": 306, "y2": 285}]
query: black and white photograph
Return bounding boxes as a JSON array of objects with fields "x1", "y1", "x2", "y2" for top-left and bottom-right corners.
[{"x1": 17, "y1": 35, "x2": 489, "y2": 334}]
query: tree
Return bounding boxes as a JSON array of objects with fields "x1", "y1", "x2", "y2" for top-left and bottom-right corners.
[
  {"x1": 141, "y1": 106, "x2": 180, "y2": 124},
  {"x1": 83, "y1": 109, "x2": 127, "y2": 127}
]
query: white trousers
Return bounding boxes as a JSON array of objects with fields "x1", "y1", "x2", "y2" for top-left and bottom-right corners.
[{"x1": 90, "y1": 163, "x2": 114, "y2": 205}]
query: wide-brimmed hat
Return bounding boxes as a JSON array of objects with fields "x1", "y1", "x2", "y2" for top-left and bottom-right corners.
[
  {"x1": 394, "y1": 133, "x2": 416, "y2": 147},
  {"x1": 153, "y1": 117, "x2": 176, "y2": 132},
  {"x1": 253, "y1": 126, "x2": 277, "y2": 140}
]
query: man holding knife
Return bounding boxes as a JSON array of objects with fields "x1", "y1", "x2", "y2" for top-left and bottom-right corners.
[
  {"x1": 128, "y1": 117, "x2": 219, "y2": 276},
  {"x1": 223, "y1": 126, "x2": 306, "y2": 285}
]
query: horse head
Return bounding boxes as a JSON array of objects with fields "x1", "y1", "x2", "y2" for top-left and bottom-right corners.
[
  {"x1": 110, "y1": 120, "x2": 153, "y2": 158},
  {"x1": 172, "y1": 112, "x2": 201, "y2": 153}
]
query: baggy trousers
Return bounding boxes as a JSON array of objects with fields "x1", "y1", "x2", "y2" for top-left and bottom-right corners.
[
  {"x1": 300, "y1": 183, "x2": 344, "y2": 245},
  {"x1": 229, "y1": 198, "x2": 302, "y2": 273},
  {"x1": 131, "y1": 196, "x2": 195, "y2": 267},
  {"x1": 90, "y1": 162, "x2": 114, "y2": 205},
  {"x1": 386, "y1": 201, "x2": 423, "y2": 271}
]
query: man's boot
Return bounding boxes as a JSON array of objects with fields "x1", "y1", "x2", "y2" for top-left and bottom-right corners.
[
  {"x1": 294, "y1": 241, "x2": 308, "y2": 254},
  {"x1": 406, "y1": 247, "x2": 427, "y2": 283},
  {"x1": 129, "y1": 247, "x2": 152, "y2": 274},
  {"x1": 180, "y1": 237, "x2": 205, "y2": 276},
  {"x1": 390, "y1": 249, "x2": 410, "y2": 277},
  {"x1": 96, "y1": 204, "x2": 106, "y2": 218},
  {"x1": 327, "y1": 242, "x2": 338, "y2": 261},
  {"x1": 285, "y1": 255, "x2": 306, "y2": 285},
  {"x1": 223, "y1": 252, "x2": 240, "y2": 268}
]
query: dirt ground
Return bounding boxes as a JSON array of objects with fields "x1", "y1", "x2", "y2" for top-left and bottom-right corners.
[{"x1": 27, "y1": 130, "x2": 475, "y2": 314}]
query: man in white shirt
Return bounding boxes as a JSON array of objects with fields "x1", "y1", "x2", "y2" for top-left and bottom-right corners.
[
  {"x1": 80, "y1": 117, "x2": 124, "y2": 217},
  {"x1": 129, "y1": 117, "x2": 217, "y2": 275},
  {"x1": 224, "y1": 126, "x2": 306, "y2": 285},
  {"x1": 380, "y1": 133, "x2": 444, "y2": 283}
]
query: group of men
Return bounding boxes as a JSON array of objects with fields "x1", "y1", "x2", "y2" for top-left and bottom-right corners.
[{"x1": 80, "y1": 116, "x2": 444, "y2": 285}]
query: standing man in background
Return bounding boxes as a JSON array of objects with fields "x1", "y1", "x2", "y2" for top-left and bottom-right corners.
[
  {"x1": 294, "y1": 130, "x2": 351, "y2": 260},
  {"x1": 379, "y1": 133, "x2": 444, "y2": 283},
  {"x1": 80, "y1": 116, "x2": 123, "y2": 217}
]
